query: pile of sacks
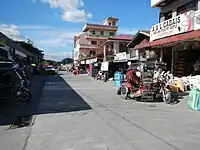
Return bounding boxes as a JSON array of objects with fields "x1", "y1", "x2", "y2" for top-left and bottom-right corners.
[{"x1": 167, "y1": 75, "x2": 200, "y2": 92}]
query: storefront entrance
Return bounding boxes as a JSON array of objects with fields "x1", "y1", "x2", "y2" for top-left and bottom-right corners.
[
  {"x1": 163, "y1": 47, "x2": 172, "y2": 72},
  {"x1": 173, "y1": 47, "x2": 200, "y2": 77}
]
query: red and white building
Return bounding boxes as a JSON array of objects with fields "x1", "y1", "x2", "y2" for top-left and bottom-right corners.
[{"x1": 73, "y1": 17, "x2": 118, "y2": 65}]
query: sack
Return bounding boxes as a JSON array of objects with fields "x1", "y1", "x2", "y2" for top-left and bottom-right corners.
[{"x1": 188, "y1": 88, "x2": 200, "y2": 111}]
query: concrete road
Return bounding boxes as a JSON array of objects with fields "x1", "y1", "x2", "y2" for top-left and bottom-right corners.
[
  {"x1": 0, "y1": 75, "x2": 45, "y2": 150},
  {"x1": 26, "y1": 72, "x2": 200, "y2": 150}
]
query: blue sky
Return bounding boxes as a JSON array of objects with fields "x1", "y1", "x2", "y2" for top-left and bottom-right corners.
[{"x1": 0, "y1": 0, "x2": 159, "y2": 61}]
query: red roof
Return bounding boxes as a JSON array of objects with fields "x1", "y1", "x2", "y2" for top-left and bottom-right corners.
[
  {"x1": 135, "y1": 30, "x2": 200, "y2": 49},
  {"x1": 110, "y1": 34, "x2": 133, "y2": 40}
]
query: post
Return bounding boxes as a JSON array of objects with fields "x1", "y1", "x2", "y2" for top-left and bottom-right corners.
[
  {"x1": 160, "y1": 47, "x2": 163, "y2": 62},
  {"x1": 103, "y1": 45, "x2": 106, "y2": 62},
  {"x1": 171, "y1": 47, "x2": 174, "y2": 74}
]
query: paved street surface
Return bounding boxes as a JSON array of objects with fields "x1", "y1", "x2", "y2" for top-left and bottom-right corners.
[
  {"x1": 0, "y1": 75, "x2": 45, "y2": 150},
  {"x1": 23, "y1": 72, "x2": 200, "y2": 150}
]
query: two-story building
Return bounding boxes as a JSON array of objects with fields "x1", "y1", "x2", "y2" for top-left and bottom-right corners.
[
  {"x1": 134, "y1": 0, "x2": 200, "y2": 77},
  {"x1": 74, "y1": 17, "x2": 118, "y2": 66},
  {"x1": 101, "y1": 34, "x2": 133, "y2": 73},
  {"x1": 127, "y1": 30, "x2": 150, "y2": 62}
]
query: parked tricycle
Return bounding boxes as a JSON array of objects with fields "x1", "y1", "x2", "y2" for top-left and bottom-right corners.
[{"x1": 119, "y1": 61, "x2": 172, "y2": 104}]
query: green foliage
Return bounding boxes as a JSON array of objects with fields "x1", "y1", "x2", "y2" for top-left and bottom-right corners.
[{"x1": 62, "y1": 58, "x2": 73, "y2": 64}]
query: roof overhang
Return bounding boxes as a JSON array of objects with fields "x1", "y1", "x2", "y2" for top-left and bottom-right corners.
[
  {"x1": 100, "y1": 39, "x2": 132, "y2": 47},
  {"x1": 151, "y1": 0, "x2": 173, "y2": 8},
  {"x1": 82, "y1": 23, "x2": 118, "y2": 32},
  {"x1": 127, "y1": 30, "x2": 150, "y2": 48},
  {"x1": 135, "y1": 30, "x2": 200, "y2": 50}
]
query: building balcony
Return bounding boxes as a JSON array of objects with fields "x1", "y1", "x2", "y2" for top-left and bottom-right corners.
[
  {"x1": 85, "y1": 33, "x2": 110, "y2": 39},
  {"x1": 79, "y1": 44, "x2": 99, "y2": 49}
]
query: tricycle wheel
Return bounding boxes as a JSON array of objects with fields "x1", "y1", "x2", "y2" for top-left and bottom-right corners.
[{"x1": 121, "y1": 85, "x2": 129, "y2": 99}]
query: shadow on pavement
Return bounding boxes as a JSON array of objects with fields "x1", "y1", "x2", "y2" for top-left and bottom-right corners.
[
  {"x1": 37, "y1": 74, "x2": 92, "y2": 115},
  {"x1": 0, "y1": 74, "x2": 91, "y2": 126},
  {"x1": 0, "y1": 75, "x2": 45, "y2": 126}
]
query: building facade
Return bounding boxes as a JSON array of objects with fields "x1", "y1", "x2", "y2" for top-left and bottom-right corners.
[
  {"x1": 102, "y1": 34, "x2": 133, "y2": 62},
  {"x1": 134, "y1": 0, "x2": 200, "y2": 77},
  {"x1": 74, "y1": 17, "x2": 118, "y2": 64},
  {"x1": 152, "y1": 0, "x2": 200, "y2": 23}
]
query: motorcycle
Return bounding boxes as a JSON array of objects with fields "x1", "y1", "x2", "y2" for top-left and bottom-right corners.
[
  {"x1": 16, "y1": 68, "x2": 30, "y2": 88},
  {"x1": 0, "y1": 62, "x2": 32, "y2": 102},
  {"x1": 15, "y1": 80, "x2": 32, "y2": 102}
]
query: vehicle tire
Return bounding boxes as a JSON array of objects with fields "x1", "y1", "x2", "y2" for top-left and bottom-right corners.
[
  {"x1": 162, "y1": 90, "x2": 172, "y2": 104},
  {"x1": 121, "y1": 85, "x2": 129, "y2": 99},
  {"x1": 17, "y1": 88, "x2": 32, "y2": 102}
]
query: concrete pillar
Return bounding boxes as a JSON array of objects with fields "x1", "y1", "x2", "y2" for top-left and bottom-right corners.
[
  {"x1": 113, "y1": 41, "x2": 117, "y2": 54},
  {"x1": 116, "y1": 42, "x2": 119, "y2": 53},
  {"x1": 160, "y1": 48, "x2": 163, "y2": 62},
  {"x1": 103, "y1": 45, "x2": 106, "y2": 61}
]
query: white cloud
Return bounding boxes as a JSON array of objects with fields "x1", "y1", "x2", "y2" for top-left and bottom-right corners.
[
  {"x1": 38, "y1": 38, "x2": 73, "y2": 48},
  {"x1": 0, "y1": 24, "x2": 22, "y2": 41},
  {"x1": 0, "y1": 24, "x2": 80, "y2": 61},
  {"x1": 35, "y1": 0, "x2": 92, "y2": 22},
  {"x1": 44, "y1": 51, "x2": 73, "y2": 61}
]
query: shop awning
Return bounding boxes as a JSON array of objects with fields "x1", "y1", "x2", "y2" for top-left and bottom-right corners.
[{"x1": 135, "y1": 30, "x2": 200, "y2": 49}]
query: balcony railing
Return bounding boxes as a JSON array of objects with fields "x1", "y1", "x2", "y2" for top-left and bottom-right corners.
[
  {"x1": 85, "y1": 34, "x2": 111, "y2": 39},
  {"x1": 79, "y1": 44, "x2": 98, "y2": 49}
]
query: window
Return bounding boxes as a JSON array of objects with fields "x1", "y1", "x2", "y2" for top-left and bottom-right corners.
[
  {"x1": 109, "y1": 32, "x2": 115, "y2": 36},
  {"x1": 91, "y1": 30, "x2": 95, "y2": 35},
  {"x1": 100, "y1": 31, "x2": 104, "y2": 35},
  {"x1": 90, "y1": 51, "x2": 96, "y2": 55},
  {"x1": 177, "y1": 0, "x2": 197, "y2": 15},
  {"x1": 112, "y1": 21, "x2": 116, "y2": 26},
  {"x1": 91, "y1": 41, "x2": 97, "y2": 45},
  {"x1": 109, "y1": 22, "x2": 111, "y2": 26}
]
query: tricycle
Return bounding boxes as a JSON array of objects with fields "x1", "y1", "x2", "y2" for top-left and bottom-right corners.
[{"x1": 119, "y1": 61, "x2": 172, "y2": 104}]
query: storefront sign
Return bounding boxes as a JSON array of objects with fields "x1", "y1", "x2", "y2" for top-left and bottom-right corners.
[
  {"x1": 101, "y1": 62, "x2": 109, "y2": 71},
  {"x1": 86, "y1": 58, "x2": 97, "y2": 64},
  {"x1": 194, "y1": 10, "x2": 200, "y2": 30},
  {"x1": 150, "y1": 11, "x2": 194, "y2": 42},
  {"x1": 81, "y1": 60, "x2": 85, "y2": 64},
  {"x1": 114, "y1": 52, "x2": 127, "y2": 61}
]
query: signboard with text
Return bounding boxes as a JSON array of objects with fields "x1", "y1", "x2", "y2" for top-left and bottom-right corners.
[
  {"x1": 114, "y1": 52, "x2": 127, "y2": 61},
  {"x1": 150, "y1": 11, "x2": 194, "y2": 42}
]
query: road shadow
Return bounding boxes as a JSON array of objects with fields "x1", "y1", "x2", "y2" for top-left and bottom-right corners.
[
  {"x1": 36, "y1": 75, "x2": 92, "y2": 115},
  {"x1": 0, "y1": 75, "x2": 45, "y2": 126},
  {"x1": 0, "y1": 74, "x2": 92, "y2": 126}
]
